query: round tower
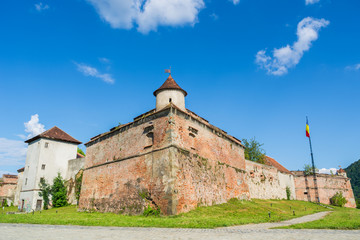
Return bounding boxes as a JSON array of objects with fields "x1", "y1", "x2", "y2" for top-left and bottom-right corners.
[{"x1": 153, "y1": 74, "x2": 187, "y2": 111}]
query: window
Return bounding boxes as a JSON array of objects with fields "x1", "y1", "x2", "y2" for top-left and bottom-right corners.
[
  {"x1": 25, "y1": 178, "x2": 28, "y2": 185},
  {"x1": 169, "y1": 98, "x2": 172, "y2": 103},
  {"x1": 40, "y1": 177, "x2": 45, "y2": 183},
  {"x1": 41, "y1": 164, "x2": 46, "y2": 170},
  {"x1": 45, "y1": 142, "x2": 49, "y2": 148}
]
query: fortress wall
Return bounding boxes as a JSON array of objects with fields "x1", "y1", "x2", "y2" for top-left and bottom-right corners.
[
  {"x1": 80, "y1": 107, "x2": 251, "y2": 215},
  {"x1": 172, "y1": 109, "x2": 246, "y2": 170},
  {"x1": 293, "y1": 171, "x2": 356, "y2": 208},
  {"x1": 245, "y1": 160, "x2": 295, "y2": 200}
]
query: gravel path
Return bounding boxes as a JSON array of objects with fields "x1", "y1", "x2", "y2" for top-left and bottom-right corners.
[
  {"x1": 225, "y1": 211, "x2": 332, "y2": 230},
  {"x1": 1, "y1": 211, "x2": 359, "y2": 240}
]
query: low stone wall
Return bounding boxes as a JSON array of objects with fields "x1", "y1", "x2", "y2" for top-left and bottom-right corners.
[
  {"x1": 245, "y1": 160, "x2": 295, "y2": 200},
  {"x1": 292, "y1": 171, "x2": 356, "y2": 208},
  {"x1": 65, "y1": 158, "x2": 85, "y2": 205}
]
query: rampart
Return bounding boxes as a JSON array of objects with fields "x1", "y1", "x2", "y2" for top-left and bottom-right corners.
[
  {"x1": 292, "y1": 171, "x2": 356, "y2": 208},
  {"x1": 79, "y1": 106, "x2": 250, "y2": 215}
]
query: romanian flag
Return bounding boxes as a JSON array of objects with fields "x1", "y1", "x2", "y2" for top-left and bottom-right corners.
[{"x1": 306, "y1": 119, "x2": 310, "y2": 138}]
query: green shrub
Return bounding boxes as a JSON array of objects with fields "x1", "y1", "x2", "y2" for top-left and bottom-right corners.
[
  {"x1": 286, "y1": 187, "x2": 291, "y2": 200},
  {"x1": 51, "y1": 173, "x2": 68, "y2": 208},
  {"x1": 143, "y1": 205, "x2": 160, "y2": 217},
  {"x1": 330, "y1": 192, "x2": 347, "y2": 207}
]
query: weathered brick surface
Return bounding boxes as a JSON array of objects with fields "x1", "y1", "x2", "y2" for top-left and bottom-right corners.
[
  {"x1": 293, "y1": 171, "x2": 356, "y2": 208},
  {"x1": 80, "y1": 107, "x2": 250, "y2": 215},
  {"x1": 0, "y1": 175, "x2": 18, "y2": 204},
  {"x1": 79, "y1": 105, "x2": 356, "y2": 215},
  {"x1": 245, "y1": 160, "x2": 296, "y2": 200}
]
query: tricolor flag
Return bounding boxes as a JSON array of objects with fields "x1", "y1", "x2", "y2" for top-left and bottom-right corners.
[
  {"x1": 306, "y1": 118, "x2": 310, "y2": 138},
  {"x1": 165, "y1": 69, "x2": 171, "y2": 73}
]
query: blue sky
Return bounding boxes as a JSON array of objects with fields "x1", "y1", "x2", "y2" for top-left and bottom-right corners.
[{"x1": 0, "y1": 0, "x2": 359, "y2": 175}]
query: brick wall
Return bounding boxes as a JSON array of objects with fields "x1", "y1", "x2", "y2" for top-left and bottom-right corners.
[
  {"x1": 79, "y1": 106, "x2": 251, "y2": 215},
  {"x1": 293, "y1": 171, "x2": 356, "y2": 208}
]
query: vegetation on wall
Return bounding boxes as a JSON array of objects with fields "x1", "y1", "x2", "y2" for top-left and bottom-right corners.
[
  {"x1": 242, "y1": 138, "x2": 265, "y2": 164},
  {"x1": 39, "y1": 178, "x2": 51, "y2": 210},
  {"x1": 286, "y1": 186, "x2": 291, "y2": 200},
  {"x1": 75, "y1": 170, "x2": 83, "y2": 205},
  {"x1": 303, "y1": 164, "x2": 318, "y2": 176},
  {"x1": 345, "y1": 159, "x2": 360, "y2": 208}
]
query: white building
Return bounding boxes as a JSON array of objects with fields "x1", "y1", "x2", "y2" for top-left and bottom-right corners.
[{"x1": 19, "y1": 126, "x2": 81, "y2": 212}]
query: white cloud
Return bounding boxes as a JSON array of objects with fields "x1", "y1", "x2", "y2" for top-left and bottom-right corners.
[
  {"x1": 319, "y1": 168, "x2": 338, "y2": 175},
  {"x1": 35, "y1": 2, "x2": 50, "y2": 12},
  {"x1": 25, "y1": 114, "x2": 45, "y2": 139},
  {"x1": 231, "y1": 0, "x2": 240, "y2": 5},
  {"x1": 210, "y1": 13, "x2": 218, "y2": 21},
  {"x1": 86, "y1": 0, "x2": 205, "y2": 34},
  {"x1": 345, "y1": 63, "x2": 360, "y2": 71},
  {"x1": 75, "y1": 62, "x2": 115, "y2": 84},
  {"x1": 0, "y1": 138, "x2": 27, "y2": 167},
  {"x1": 99, "y1": 57, "x2": 110, "y2": 63},
  {"x1": 305, "y1": 0, "x2": 320, "y2": 5},
  {"x1": 256, "y1": 17, "x2": 329, "y2": 76}
]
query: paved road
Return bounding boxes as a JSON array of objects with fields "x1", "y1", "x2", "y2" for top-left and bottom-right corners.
[{"x1": 1, "y1": 223, "x2": 359, "y2": 240}]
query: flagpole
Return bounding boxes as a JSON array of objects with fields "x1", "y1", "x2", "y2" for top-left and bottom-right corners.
[{"x1": 306, "y1": 116, "x2": 320, "y2": 203}]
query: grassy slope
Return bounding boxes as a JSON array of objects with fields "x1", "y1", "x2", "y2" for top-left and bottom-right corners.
[
  {"x1": 279, "y1": 206, "x2": 360, "y2": 230},
  {"x1": 0, "y1": 199, "x2": 327, "y2": 228}
]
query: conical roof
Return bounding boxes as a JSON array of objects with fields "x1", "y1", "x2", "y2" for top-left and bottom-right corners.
[
  {"x1": 25, "y1": 126, "x2": 82, "y2": 144},
  {"x1": 153, "y1": 74, "x2": 187, "y2": 96}
]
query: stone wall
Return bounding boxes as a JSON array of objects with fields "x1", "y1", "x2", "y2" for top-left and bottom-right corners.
[
  {"x1": 80, "y1": 106, "x2": 250, "y2": 215},
  {"x1": 245, "y1": 160, "x2": 295, "y2": 200},
  {"x1": 65, "y1": 157, "x2": 85, "y2": 205},
  {"x1": 293, "y1": 171, "x2": 356, "y2": 208},
  {"x1": 0, "y1": 175, "x2": 18, "y2": 205}
]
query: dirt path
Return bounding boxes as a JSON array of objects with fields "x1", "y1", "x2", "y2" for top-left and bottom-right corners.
[{"x1": 225, "y1": 211, "x2": 332, "y2": 230}]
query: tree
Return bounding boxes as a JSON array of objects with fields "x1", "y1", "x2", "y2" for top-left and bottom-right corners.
[
  {"x1": 242, "y1": 138, "x2": 266, "y2": 164},
  {"x1": 38, "y1": 178, "x2": 51, "y2": 210},
  {"x1": 345, "y1": 159, "x2": 360, "y2": 208},
  {"x1": 77, "y1": 147, "x2": 86, "y2": 156},
  {"x1": 51, "y1": 173, "x2": 68, "y2": 208},
  {"x1": 303, "y1": 164, "x2": 318, "y2": 176}
]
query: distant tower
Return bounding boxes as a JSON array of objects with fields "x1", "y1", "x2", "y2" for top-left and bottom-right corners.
[
  {"x1": 19, "y1": 126, "x2": 81, "y2": 212},
  {"x1": 153, "y1": 74, "x2": 187, "y2": 111}
]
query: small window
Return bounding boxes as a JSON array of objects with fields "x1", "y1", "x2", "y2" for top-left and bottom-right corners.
[
  {"x1": 25, "y1": 178, "x2": 28, "y2": 185},
  {"x1": 45, "y1": 142, "x2": 49, "y2": 148},
  {"x1": 40, "y1": 177, "x2": 45, "y2": 183},
  {"x1": 41, "y1": 164, "x2": 46, "y2": 170},
  {"x1": 304, "y1": 191, "x2": 308, "y2": 195},
  {"x1": 169, "y1": 98, "x2": 172, "y2": 103}
]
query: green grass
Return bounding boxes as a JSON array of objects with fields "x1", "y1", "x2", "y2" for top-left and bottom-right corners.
[
  {"x1": 278, "y1": 206, "x2": 360, "y2": 230},
  {"x1": 0, "y1": 199, "x2": 327, "y2": 228}
]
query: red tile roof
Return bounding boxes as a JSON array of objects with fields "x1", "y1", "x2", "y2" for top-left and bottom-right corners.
[
  {"x1": 77, "y1": 153, "x2": 85, "y2": 158},
  {"x1": 264, "y1": 156, "x2": 292, "y2": 175},
  {"x1": 17, "y1": 167, "x2": 25, "y2": 173},
  {"x1": 25, "y1": 126, "x2": 82, "y2": 144},
  {"x1": 153, "y1": 74, "x2": 187, "y2": 96}
]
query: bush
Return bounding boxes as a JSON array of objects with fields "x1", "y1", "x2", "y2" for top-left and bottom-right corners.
[
  {"x1": 51, "y1": 173, "x2": 68, "y2": 208},
  {"x1": 330, "y1": 192, "x2": 348, "y2": 207},
  {"x1": 143, "y1": 205, "x2": 160, "y2": 217},
  {"x1": 286, "y1": 187, "x2": 291, "y2": 200},
  {"x1": 356, "y1": 198, "x2": 360, "y2": 209}
]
